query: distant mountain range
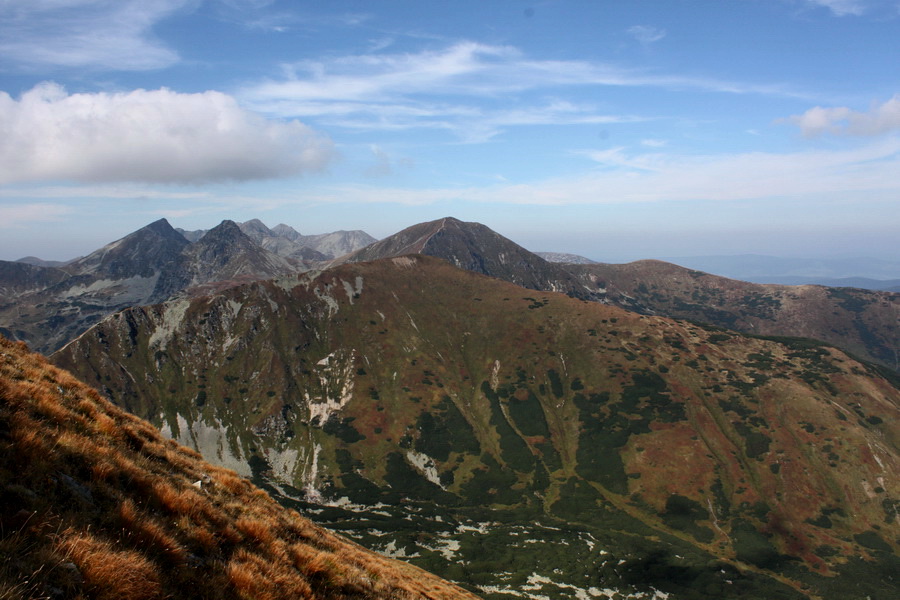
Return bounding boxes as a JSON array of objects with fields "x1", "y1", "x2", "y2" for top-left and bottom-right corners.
[
  {"x1": 178, "y1": 219, "x2": 376, "y2": 261},
  {"x1": 2, "y1": 215, "x2": 896, "y2": 368},
  {"x1": 0, "y1": 219, "x2": 374, "y2": 353}
]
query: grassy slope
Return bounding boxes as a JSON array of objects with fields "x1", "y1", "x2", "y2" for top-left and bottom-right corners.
[
  {"x1": 53, "y1": 255, "x2": 900, "y2": 599},
  {"x1": 0, "y1": 335, "x2": 480, "y2": 600}
]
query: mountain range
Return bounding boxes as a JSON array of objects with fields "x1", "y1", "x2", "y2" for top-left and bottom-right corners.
[
  {"x1": 3, "y1": 215, "x2": 899, "y2": 599},
  {"x1": 0, "y1": 219, "x2": 373, "y2": 354}
]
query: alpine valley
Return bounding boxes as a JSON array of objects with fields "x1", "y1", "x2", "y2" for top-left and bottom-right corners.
[{"x1": 3, "y1": 217, "x2": 899, "y2": 599}]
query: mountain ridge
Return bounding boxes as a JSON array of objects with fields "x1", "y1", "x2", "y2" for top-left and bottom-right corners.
[{"x1": 568, "y1": 259, "x2": 900, "y2": 371}]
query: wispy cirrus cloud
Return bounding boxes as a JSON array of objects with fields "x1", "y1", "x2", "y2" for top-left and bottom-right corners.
[
  {"x1": 0, "y1": 82, "x2": 335, "y2": 185},
  {"x1": 0, "y1": 0, "x2": 196, "y2": 71},
  {"x1": 787, "y1": 95, "x2": 900, "y2": 137},
  {"x1": 305, "y1": 137, "x2": 900, "y2": 206},
  {"x1": 627, "y1": 25, "x2": 666, "y2": 45},
  {"x1": 803, "y1": 0, "x2": 867, "y2": 16},
  {"x1": 240, "y1": 41, "x2": 809, "y2": 141}
]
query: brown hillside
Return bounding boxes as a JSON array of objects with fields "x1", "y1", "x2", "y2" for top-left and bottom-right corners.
[
  {"x1": 570, "y1": 260, "x2": 900, "y2": 370},
  {"x1": 0, "y1": 335, "x2": 480, "y2": 600}
]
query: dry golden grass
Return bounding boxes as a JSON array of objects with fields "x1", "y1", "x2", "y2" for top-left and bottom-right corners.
[
  {"x1": 0, "y1": 336, "x2": 481, "y2": 600},
  {"x1": 59, "y1": 532, "x2": 163, "y2": 600}
]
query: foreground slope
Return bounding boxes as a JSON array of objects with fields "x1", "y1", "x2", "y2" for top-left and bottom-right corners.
[
  {"x1": 55, "y1": 255, "x2": 900, "y2": 599},
  {"x1": 0, "y1": 335, "x2": 479, "y2": 600},
  {"x1": 568, "y1": 260, "x2": 900, "y2": 371}
]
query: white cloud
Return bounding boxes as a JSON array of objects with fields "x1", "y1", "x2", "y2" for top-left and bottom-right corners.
[
  {"x1": 0, "y1": 82, "x2": 335, "y2": 185},
  {"x1": 787, "y1": 95, "x2": 900, "y2": 136},
  {"x1": 0, "y1": 0, "x2": 194, "y2": 71},
  {"x1": 627, "y1": 25, "x2": 666, "y2": 45}
]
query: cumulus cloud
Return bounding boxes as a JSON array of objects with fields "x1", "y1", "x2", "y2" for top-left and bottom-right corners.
[
  {"x1": 0, "y1": 0, "x2": 194, "y2": 71},
  {"x1": 788, "y1": 95, "x2": 900, "y2": 137},
  {"x1": 0, "y1": 82, "x2": 335, "y2": 185}
]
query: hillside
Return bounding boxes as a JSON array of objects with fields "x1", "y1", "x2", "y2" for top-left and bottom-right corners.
[
  {"x1": 0, "y1": 335, "x2": 479, "y2": 600},
  {"x1": 54, "y1": 255, "x2": 900, "y2": 599},
  {"x1": 336, "y1": 218, "x2": 898, "y2": 371},
  {"x1": 568, "y1": 260, "x2": 900, "y2": 371}
]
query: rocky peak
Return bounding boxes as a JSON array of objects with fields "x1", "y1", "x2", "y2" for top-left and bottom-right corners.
[
  {"x1": 341, "y1": 216, "x2": 600, "y2": 300},
  {"x1": 271, "y1": 223, "x2": 303, "y2": 241},
  {"x1": 238, "y1": 218, "x2": 274, "y2": 242},
  {"x1": 65, "y1": 218, "x2": 189, "y2": 279}
]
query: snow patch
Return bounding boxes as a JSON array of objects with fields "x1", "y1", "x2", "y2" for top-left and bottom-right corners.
[
  {"x1": 391, "y1": 256, "x2": 417, "y2": 268},
  {"x1": 307, "y1": 349, "x2": 357, "y2": 425},
  {"x1": 405, "y1": 450, "x2": 444, "y2": 488},
  {"x1": 226, "y1": 299, "x2": 243, "y2": 319},
  {"x1": 159, "y1": 413, "x2": 251, "y2": 477},
  {"x1": 313, "y1": 285, "x2": 339, "y2": 316},
  {"x1": 342, "y1": 276, "x2": 363, "y2": 303},
  {"x1": 303, "y1": 443, "x2": 323, "y2": 502},
  {"x1": 148, "y1": 299, "x2": 191, "y2": 350},
  {"x1": 491, "y1": 359, "x2": 501, "y2": 390}
]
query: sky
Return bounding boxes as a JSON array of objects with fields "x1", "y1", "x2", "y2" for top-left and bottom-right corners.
[{"x1": 1, "y1": 0, "x2": 899, "y2": 263}]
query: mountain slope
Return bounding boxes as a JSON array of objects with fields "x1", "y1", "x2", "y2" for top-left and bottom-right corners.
[
  {"x1": 0, "y1": 260, "x2": 70, "y2": 298},
  {"x1": 54, "y1": 255, "x2": 900, "y2": 600},
  {"x1": 569, "y1": 260, "x2": 900, "y2": 371},
  {"x1": 0, "y1": 219, "x2": 298, "y2": 354},
  {"x1": 0, "y1": 335, "x2": 479, "y2": 600},
  {"x1": 339, "y1": 217, "x2": 601, "y2": 300},
  {"x1": 64, "y1": 218, "x2": 191, "y2": 284}
]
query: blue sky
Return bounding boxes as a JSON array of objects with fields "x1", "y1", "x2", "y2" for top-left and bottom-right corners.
[{"x1": 1, "y1": 0, "x2": 899, "y2": 262}]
